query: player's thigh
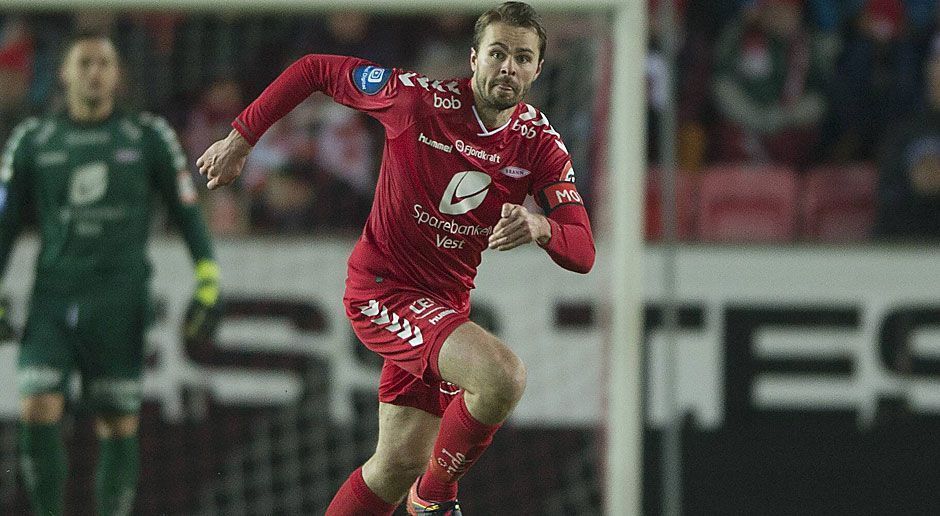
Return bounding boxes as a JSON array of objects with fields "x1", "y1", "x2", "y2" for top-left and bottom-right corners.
[
  {"x1": 77, "y1": 287, "x2": 147, "y2": 416},
  {"x1": 372, "y1": 401, "x2": 441, "y2": 472},
  {"x1": 344, "y1": 285, "x2": 467, "y2": 382},
  {"x1": 436, "y1": 321, "x2": 525, "y2": 397},
  {"x1": 18, "y1": 294, "x2": 74, "y2": 404}
]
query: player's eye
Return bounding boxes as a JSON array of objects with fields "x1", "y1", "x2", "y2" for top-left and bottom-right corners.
[
  {"x1": 491, "y1": 51, "x2": 505, "y2": 60},
  {"x1": 516, "y1": 55, "x2": 531, "y2": 64}
]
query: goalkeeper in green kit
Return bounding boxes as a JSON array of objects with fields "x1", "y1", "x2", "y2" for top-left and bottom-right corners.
[{"x1": 0, "y1": 32, "x2": 221, "y2": 515}]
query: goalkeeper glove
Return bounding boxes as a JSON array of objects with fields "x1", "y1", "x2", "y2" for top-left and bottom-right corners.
[
  {"x1": 183, "y1": 259, "x2": 223, "y2": 345},
  {"x1": 0, "y1": 296, "x2": 17, "y2": 342}
]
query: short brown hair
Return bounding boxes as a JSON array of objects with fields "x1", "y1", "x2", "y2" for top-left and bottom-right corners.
[{"x1": 473, "y1": 2, "x2": 547, "y2": 61}]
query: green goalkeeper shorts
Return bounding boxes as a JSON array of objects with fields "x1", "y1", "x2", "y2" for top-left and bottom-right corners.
[{"x1": 17, "y1": 278, "x2": 149, "y2": 415}]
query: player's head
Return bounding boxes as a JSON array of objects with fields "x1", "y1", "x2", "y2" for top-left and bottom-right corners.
[
  {"x1": 470, "y1": 2, "x2": 545, "y2": 111},
  {"x1": 59, "y1": 31, "x2": 120, "y2": 108}
]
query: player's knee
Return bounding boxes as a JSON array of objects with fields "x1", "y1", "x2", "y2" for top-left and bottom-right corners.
[
  {"x1": 483, "y1": 354, "x2": 527, "y2": 411},
  {"x1": 95, "y1": 414, "x2": 140, "y2": 438},
  {"x1": 20, "y1": 393, "x2": 65, "y2": 424}
]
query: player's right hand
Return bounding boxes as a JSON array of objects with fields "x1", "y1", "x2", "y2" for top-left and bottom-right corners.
[
  {"x1": 196, "y1": 129, "x2": 252, "y2": 190},
  {"x1": 0, "y1": 297, "x2": 18, "y2": 342}
]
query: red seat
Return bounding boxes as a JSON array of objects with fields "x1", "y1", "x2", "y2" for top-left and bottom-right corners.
[
  {"x1": 645, "y1": 167, "x2": 697, "y2": 241},
  {"x1": 697, "y1": 164, "x2": 798, "y2": 242},
  {"x1": 800, "y1": 163, "x2": 877, "y2": 242}
]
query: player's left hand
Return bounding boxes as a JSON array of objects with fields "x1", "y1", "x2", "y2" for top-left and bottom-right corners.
[
  {"x1": 488, "y1": 203, "x2": 552, "y2": 251},
  {"x1": 183, "y1": 259, "x2": 223, "y2": 346}
]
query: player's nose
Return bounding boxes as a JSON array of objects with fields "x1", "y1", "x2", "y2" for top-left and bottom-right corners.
[{"x1": 500, "y1": 59, "x2": 516, "y2": 76}]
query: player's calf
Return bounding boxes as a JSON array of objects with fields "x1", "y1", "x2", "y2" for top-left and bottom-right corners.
[{"x1": 362, "y1": 451, "x2": 428, "y2": 503}]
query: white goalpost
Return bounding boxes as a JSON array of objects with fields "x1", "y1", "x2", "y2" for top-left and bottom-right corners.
[{"x1": 3, "y1": 1, "x2": 646, "y2": 514}]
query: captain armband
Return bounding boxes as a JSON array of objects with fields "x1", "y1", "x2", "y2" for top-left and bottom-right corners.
[{"x1": 537, "y1": 181, "x2": 584, "y2": 214}]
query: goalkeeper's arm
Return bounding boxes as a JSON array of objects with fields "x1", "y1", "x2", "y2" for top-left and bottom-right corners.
[{"x1": 183, "y1": 258, "x2": 222, "y2": 345}]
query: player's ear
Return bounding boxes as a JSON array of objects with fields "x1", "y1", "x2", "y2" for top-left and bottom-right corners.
[
  {"x1": 533, "y1": 58, "x2": 543, "y2": 81},
  {"x1": 470, "y1": 46, "x2": 478, "y2": 73}
]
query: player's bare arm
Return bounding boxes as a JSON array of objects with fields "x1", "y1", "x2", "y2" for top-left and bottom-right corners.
[
  {"x1": 488, "y1": 203, "x2": 551, "y2": 251},
  {"x1": 197, "y1": 128, "x2": 252, "y2": 190}
]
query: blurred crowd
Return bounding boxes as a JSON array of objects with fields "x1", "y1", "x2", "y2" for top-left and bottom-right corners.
[
  {"x1": 647, "y1": 0, "x2": 940, "y2": 242},
  {"x1": 0, "y1": 9, "x2": 604, "y2": 237},
  {"x1": 3, "y1": 2, "x2": 940, "y2": 242}
]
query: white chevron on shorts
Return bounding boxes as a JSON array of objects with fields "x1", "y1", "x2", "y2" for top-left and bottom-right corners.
[
  {"x1": 358, "y1": 300, "x2": 380, "y2": 317},
  {"x1": 358, "y1": 299, "x2": 425, "y2": 347},
  {"x1": 372, "y1": 306, "x2": 391, "y2": 325},
  {"x1": 408, "y1": 326, "x2": 424, "y2": 347},
  {"x1": 386, "y1": 313, "x2": 402, "y2": 332}
]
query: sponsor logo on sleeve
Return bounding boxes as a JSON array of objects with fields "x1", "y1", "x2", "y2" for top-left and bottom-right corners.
[
  {"x1": 352, "y1": 65, "x2": 391, "y2": 95},
  {"x1": 538, "y1": 181, "x2": 584, "y2": 212}
]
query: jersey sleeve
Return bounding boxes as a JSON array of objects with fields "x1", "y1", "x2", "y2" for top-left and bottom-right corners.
[
  {"x1": 0, "y1": 118, "x2": 39, "y2": 283},
  {"x1": 530, "y1": 120, "x2": 596, "y2": 274},
  {"x1": 142, "y1": 113, "x2": 215, "y2": 264},
  {"x1": 233, "y1": 54, "x2": 420, "y2": 145}
]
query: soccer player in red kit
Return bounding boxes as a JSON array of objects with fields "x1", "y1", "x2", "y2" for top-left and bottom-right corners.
[{"x1": 197, "y1": 2, "x2": 594, "y2": 514}]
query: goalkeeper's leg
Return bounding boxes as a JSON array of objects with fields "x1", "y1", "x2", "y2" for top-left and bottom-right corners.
[
  {"x1": 327, "y1": 402, "x2": 440, "y2": 515},
  {"x1": 19, "y1": 393, "x2": 68, "y2": 516},
  {"x1": 94, "y1": 413, "x2": 140, "y2": 516}
]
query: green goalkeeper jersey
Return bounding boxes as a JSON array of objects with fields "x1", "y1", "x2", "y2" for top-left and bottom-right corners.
[{"x1": 0, "y1": 110, "x2": 214, "y2": 293}]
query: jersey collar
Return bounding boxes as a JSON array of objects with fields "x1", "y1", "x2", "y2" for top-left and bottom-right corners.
[{"x1": 471, "y1": 105, "x2": 513, "y2": 137}]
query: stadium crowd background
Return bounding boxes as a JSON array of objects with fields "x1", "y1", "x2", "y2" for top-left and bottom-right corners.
[{"x1": 0, "y1": 0, "x2": 938, "y2": 241}]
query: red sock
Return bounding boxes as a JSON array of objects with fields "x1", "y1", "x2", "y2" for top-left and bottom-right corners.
[
  {"x1": 326, "y1": 466, "x2": 397, "y2": 516},
  {"x1": 418, "y1": 393, "x2": 501, "y2": 502}
]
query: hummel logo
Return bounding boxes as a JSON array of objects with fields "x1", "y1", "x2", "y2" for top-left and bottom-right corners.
[
  {"x1": 439, "y1": 171, "x2": 491, "y2": 216},
  {"x1": 418, "y1": 133, "x2": 452, "y2": 153}
]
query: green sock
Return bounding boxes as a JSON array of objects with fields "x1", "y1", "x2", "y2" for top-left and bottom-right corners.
[
  {"x1": 95, "y1": 435, "x2": 140, "y2": 516},
  {"x1": 18, "y1": 422, "x2": 67, "y2": 516},
  {"x1": 95, "y1": 435, "x2": 139, "y2": 516}
]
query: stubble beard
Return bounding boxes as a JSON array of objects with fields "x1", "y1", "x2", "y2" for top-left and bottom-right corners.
[{"x1": 476, "y1": 75, "x2": 526, "y2": 112}]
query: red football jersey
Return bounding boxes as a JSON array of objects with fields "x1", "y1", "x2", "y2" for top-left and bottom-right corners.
[{"x1": 234, "y1": 55, "x2": 594, "y2": 309}]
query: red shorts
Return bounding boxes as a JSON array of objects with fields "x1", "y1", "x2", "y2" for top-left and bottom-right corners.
[{"x1": 343, "y1": 277, "x2": 469, "y2": 417}]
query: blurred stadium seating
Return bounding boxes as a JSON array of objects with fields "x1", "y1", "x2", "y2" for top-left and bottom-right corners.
[{"x1": 696, "y1": 164, "x2": 799, "y2": 243}]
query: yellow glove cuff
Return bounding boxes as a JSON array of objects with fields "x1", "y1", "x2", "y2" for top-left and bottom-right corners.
[{"x1": 194, "y1": 259, "x2": 220, "y2": 305}]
